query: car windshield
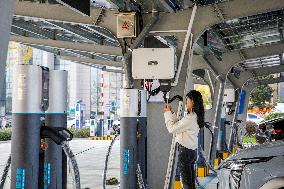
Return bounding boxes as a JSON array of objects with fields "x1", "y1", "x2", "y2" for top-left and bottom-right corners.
[{"x1": 248, "y1": 114, "x2": 257, "y2": 119}]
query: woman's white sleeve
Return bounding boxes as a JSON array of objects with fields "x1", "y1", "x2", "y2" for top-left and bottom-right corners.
[{"x1": 164, "y1": 112, "x2": 195, "y2": 134}]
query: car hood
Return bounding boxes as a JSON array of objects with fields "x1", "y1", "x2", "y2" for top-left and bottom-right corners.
[{"x1": 228, "y1": 140, "x2": 284, "y2": 160}]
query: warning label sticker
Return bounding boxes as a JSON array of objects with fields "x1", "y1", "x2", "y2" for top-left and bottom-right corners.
[
  {"x1": 117, "y1": 13, "x2": 136, "y2": 38},
  {"x1": 122, "y1": 21, "x2": 130, "y2": 30}
]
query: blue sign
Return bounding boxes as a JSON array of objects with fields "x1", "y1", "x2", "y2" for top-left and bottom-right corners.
[
  {"x1": 76, "y1": 120, "x2": 80, "y2": 128},
  {"x1": 75, "y1": 103, "x2": 82, "y2": 128},
  {"x1": 44, "y1": 162, "x2": 51, "y2": 189},
  {"x1": 238, "y1": 90, "x2": 246, "y2": 114},
  {"x1": 69, "y1": 108, "x2": 75, "y2": 114},
  {"x1": 16, "y1": 168, "x2": 25, "y2": 189},
  {"x1": 123, "y1": 149, "x2": 130, "y2": 175},
  {"x1": 104, "y1": 103, "x2": 112, "y2": 111},
  {"x1": 105, "y1": 103, "x2": 112, "y2": 108}
]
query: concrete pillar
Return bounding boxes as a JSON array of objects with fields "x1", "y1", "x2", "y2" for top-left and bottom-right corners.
[
  {"x1": 0, "y1": 0, "x2": 14, "y2": 116},
  {"x1": 210, "y1": 78, "x2": 225, "y2": 165}
]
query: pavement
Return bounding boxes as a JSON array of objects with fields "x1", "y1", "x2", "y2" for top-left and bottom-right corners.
[
  {"x1": 198, "y1": 175, "x2": 218, "y2": 189},
  {"x1": 0, "y1": 139, "x2": 120, "y2": 189},
  {"x1": 0, "y1": 139, "x2": 218, "y2": 189}
]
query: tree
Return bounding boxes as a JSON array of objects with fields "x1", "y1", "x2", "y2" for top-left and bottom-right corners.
[
  {"x1": 194, "y1": 84, "x2": 212, "y2": 109},
  {"x1": 250, "y1": 85, "x2": 273, "y2": 108}
]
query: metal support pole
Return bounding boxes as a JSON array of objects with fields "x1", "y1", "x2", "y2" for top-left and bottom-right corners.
[
  {"x1": 229, "y1": 91, "x2": 240, "y2": 151},
  {"x1": 120, "y1": 89, "x2": 140, "y2": 189},
  {"x1": 210, "y1": 77, "x2": 225, "y2": 165},
  {"x1": 217, "y1": 109, "x2": 226, "y2": 152},
  {"x1": 0, "y1": 0, "x2": 14, "y2": 116},
  {"x1": 11, "y1": 65, "x2": 44, "y2": 189},
  {"x1": 45, "y1": 70, "x2": 68, "y2": 189}
]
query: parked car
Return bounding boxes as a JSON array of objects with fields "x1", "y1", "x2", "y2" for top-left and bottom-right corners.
[
  {"x1": 247, "y1": 113, "x2": 264, "y2": 123},
  {"x1": 218, "y1": 140, "x2": 284, "y2": 189},
  {"x1": 259, "y1": 117, "x2": 284, "y2": 140},
  {"x1": 273, "y1": 103, "x2": 284, "y2": 112}
]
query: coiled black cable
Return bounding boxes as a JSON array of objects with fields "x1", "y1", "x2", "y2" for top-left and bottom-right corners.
[
  {"x1": 204, "y1": 122, "x2": 214, "y2": 165},
  {"x1": 0, "y1": 154, "x2": 11, "y2": 189},
  {"x1": 103, "y1": 134, "x2": 120, "y2": 189},
  {"x1": 163, "y1": 93, "x2": 183, "y2": 103}
]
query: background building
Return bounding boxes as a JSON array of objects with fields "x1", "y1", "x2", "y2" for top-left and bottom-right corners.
[{"x1": 5, "y1": 42, "x2": 122, "y2": 121}]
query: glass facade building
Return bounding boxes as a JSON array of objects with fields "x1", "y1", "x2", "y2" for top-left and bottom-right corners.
[{"x1": 5, "y1": 42, "x2": 122, "y2": 119}]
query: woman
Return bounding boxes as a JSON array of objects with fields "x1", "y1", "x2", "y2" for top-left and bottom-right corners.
[{"x1": 164, "y1": 90, "x2": 205, "y2": 189}]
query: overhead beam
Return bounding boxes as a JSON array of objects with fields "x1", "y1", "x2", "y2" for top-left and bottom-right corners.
[
  {"x1": 10, "y1": 35, "x2": 123, "y2": 56},
  {"x1": 12, "y1": 19, "x2": 53, "y2": 39},
  {"x1": 44, "y1": 20, "x2": 104, "y2": 44},
  {"x1": 192, "y1": 55, "x2": 217, "y2": 75},
  {"x1": 193, "y1": 42, "x2": 284, "y2": 89},
  {"x1": 102, "y1": 67, "x2": 124, "y2": 73},
  {"x1": 255, "y1": 65, "x2": 284, "y2": 76},
  {"x1": 81, "y1": 25, "x2": 118, "y2": 44},
  {"x1": 14, "y1": 1, "x2": 102, "y2": 24},
  {"x1": 59, "y1": 55, "x2": 123, "y2": 68},
  {"x1": 12, "y1": 18, "x2": 118, "y2": 46},
  {"x1": 239, "y1": 75, "x2": 284, "y2": 121},
  {"x1": 15, "y1": 0, "x2": 284, "y2": 41},
  {"x1": 206, "y1": 42, "x2": 284, "y2": 76},
  {"x1": 193, "y1": 54, "x2": 237, "y2": 90},
  {"x1": 28, "y1": 42, "x2": 116, "y2": 62},
  {"x1": 63, "y1": 61, "x2": 123, "y2": 73},
  {"x1": 14, "y1": 0, "x2": 118, "y2": 34},
  {"x1": 149, "y1": 0, "x2": 284, "y2": 40},
  {"x1": 12, "y1": 19, "x2": 82, "y2": 42},
  {"x1": 30, "y1": 44, "x2": 88, "y2": 59},
  {"x1": 104, "y1": 0, "x2": 124, "y2": 9},
  {"x1": 231, "y1": 65, "x2": 284, "y2": 88},
  {"x1": 251, "y1": 76, "x2": 284, "y2": 86},
  {"x1": 225, "y1": 42, "x2": 284, "y2": 88},
  {"x1": 156, "y1": 0, "x2": 175, "y2": 13}
]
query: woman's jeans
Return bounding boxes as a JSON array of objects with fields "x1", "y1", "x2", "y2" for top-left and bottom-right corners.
[{"x1": 178, "y1": 144, "x2": 197, "y2": 189}]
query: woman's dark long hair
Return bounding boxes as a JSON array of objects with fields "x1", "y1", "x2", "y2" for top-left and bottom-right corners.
[{"x1": 186, "y1": 90, "x2": 205, "y2": 128}]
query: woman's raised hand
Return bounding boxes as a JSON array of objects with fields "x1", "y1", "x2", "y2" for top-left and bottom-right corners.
[{"x1": 164, "y1": 104, "x2": 172, "y2": 112}]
